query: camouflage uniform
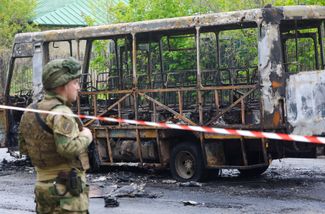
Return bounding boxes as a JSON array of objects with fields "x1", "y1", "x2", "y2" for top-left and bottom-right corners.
[{"x1": 19, "y1": 58, "x2": 92, "y2": 214}]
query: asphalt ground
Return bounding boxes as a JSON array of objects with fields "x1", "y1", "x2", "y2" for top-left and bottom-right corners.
[{"x1": 0, "y1": 149, "x2": 324, "y2": 214}]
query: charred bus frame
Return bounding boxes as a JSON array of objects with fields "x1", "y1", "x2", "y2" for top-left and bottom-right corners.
[{"x1": 2, "y1": 5, "x2": 325, "y2": 181}]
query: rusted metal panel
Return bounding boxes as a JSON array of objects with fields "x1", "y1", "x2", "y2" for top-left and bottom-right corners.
[
  {"x1": 135, "y1": 129, "x2": 143, "y2": 163},
  {"x1": 158, "y1": 138, "x2": 171, "y2": 166},
  {"x1": 94, "y1": 128, "x2": 158, "y2": 139},
  {"x1": 204, "y1": 142, "x2": 225, "y2": 166},
  {"x1": 140, "y1": 130, "x2": 157, "y2": 138},
  {"x1": 204, "y1": 133, "x2": 241, "y2": 139},
  {"x1": 240, "y1": 138, "x2": 248, "y2": 166},
  {"x1": 104, "y1": 128, "x2": 113, "y2": 163},
  {"x1": 0, "y1": 109, "x2": 6, "y2": 147},
  {"x1": 286, "y1": 70, "x2": 325, "y2": 135},
  {"x1": 109, "y1": 139, "x2": 159, "y2": 162},
  {"x1": 96, "y1": 129, "x2": 136, "y2": 138}
]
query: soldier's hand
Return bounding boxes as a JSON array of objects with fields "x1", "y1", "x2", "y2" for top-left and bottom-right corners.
[{"x1": 80, "y1": 127, "x2": 93, "y2": 142}]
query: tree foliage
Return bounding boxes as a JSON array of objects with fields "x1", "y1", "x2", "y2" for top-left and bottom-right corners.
[
  {"x1": 107, "y1": 0, "x2": 325, "y2": 22},
  {"x1": 0, "y1": 0, "x2": 37, "y2": 51},
  {"x1": 107, "y1": 0, "x2": 208, "y2": 23},
  {"x1": 199, "y1": 0, "x2": 325, "y2": 12},
  {"x1": 0, "y1": 0, "x2": 37, "y2": 94}
]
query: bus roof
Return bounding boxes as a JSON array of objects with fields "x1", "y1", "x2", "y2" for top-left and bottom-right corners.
[{"x1": 14, "y1": 5, "x2": 325, "y2": 43}]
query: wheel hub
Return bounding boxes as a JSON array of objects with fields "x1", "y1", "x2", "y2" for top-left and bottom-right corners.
[
  {"x1": 184, "y1": 159, "x2": 193, "y2": 171},
  {"x1": 175, "y1": 151, "x2": 195, "y2": 179}
]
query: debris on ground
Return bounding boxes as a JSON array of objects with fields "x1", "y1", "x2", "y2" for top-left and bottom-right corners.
[
  {"x1": 181, "y1": 200, "x2": 203, "y2": 206},
  {"x1": 104, "y1": 196, "x2": 119, "y2": 207},
  {"x1": 88, "y1": 169, "x2": 153, "y2": 184},
  {"x1": 179, "y1": 181, "x2": 202, "y2": 187},
  {"x1": 92, "y1": 176, "x2": 108, "y2": 182},
  {"x1": 90, "y1": 184, "x2": 119, "y2": 198},
  {"x1": 108, "y1": 183, "x2": 162, "y2": 198},
  {"x1": 162, "y1": 179, "x2": 177, "y2": 184},
  {"x1": 117, "y1": 172, "x2": 135, "y2": 182},
  {"x1": 2, "y1": 159, "x2": 8, "y2": 164},
  {"x1": 103, "y1": 183, "x2": 162, "y2": 208},
  {"x1": 0, "y1": 157, "x2": 33, "y2": 174}
]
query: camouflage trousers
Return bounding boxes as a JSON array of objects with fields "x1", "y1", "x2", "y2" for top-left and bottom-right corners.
[{"x1": 34, "y1": 180, "x2": 89, "y2": 214}]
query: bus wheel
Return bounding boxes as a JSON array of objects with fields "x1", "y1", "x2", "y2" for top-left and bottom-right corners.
[
  {"x1": 170, "y1": 142, "x2": 204, "y2": 182},
  {"x1": 238, "y1": 165, "x2": 269, "y2": 177}
]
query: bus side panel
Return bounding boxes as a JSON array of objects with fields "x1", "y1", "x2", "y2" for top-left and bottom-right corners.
[
  {"x1": 286, "y1": 70, "x2": 325, "y2": 136},
  {"x1": 259, "y1": 8, "x2": 286, "y2": 129},
  {"x1": 0, "y1": 109, "x2": 7, "y2": 147}
]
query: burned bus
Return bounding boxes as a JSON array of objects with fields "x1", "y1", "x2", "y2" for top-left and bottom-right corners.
[{"x1": 2, "y1": 5, "x2": 325, "y2": 181}]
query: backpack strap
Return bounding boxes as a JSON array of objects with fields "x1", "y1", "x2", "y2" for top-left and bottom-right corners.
[
  {"x1": 32, "y1": 101, "x2": 64, "y2": 135},
  {"x1": 32, "y1": 103, "x2": 53, "y2": 135}
]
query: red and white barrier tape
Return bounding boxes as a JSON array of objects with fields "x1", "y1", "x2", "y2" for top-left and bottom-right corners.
[{"x1": 1, "y1": 104, "x2": 325, "y2": 144}]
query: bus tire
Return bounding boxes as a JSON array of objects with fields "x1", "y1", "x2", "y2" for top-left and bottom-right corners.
[
  {"x1": 238, "y1": 165, "x2": 269, "y2": 177},
  {"x1": 170, "y1": 142, "x2": 204, "y2": 182}
]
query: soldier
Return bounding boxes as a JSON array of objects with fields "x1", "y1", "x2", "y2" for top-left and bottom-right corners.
[{"x1": 19, "y1": 57, "x2": 93, "y2": 213}]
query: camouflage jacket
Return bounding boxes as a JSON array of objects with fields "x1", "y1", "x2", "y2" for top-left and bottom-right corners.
[{"x1": 19, "y1": 92, "x2": 92, "y2": 181}]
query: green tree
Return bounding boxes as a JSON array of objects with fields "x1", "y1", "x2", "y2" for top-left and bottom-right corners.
[
  {"x1": 0, "y1": 0, "x2": 37, "y2": 94},
  {"x1": 108, "y1": 0, "x2": 209, "y2": 23},
  {"x1": 107, "y1": 0, "x2": 325, "y2": 23},
  {"x1": 200, "y1": 0, "x2": 325, "y2": 12},
  {"x1": 0, "y1": 0, "x2": 37, "y2": 50}
]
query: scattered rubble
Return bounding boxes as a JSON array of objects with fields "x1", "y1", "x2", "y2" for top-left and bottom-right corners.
[
  {"x1": 104, "y1": 196, "x2": 119, "y2": 207},
  {"x1": 181, "y1": 200, "x2": 203, "y2": 206},
  {"x1": 116, "y1": 172, "x2": 135, "y2": 182},
  {"x1": 162, "y1": 179, "x2": 177, "y2": 184},
  {"x1": 103, "y1": 183, "x2": 162, "y2": 208},
  {"x1": 108, "y1": 183, "x2": 162, "y2": 199},
  {"x1": 87, "y1": 167, "x2": 171, "y2": 185},
  {"x1": 0, "y1": 157, "x2": 33, "y2": 175},
  {"x1": 92, "y1": 176, "x2": 108, "y2": 182},
  {"x1": 179, "y1": 181, "x2": 203, "y2": 187}
]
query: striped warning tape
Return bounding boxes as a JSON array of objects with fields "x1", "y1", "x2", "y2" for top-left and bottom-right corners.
[{"x1": 1, "y1": 104, "x2": 325, "y2": 144}]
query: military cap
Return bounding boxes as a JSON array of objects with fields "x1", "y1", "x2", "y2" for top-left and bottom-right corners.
[{"x1": 42, "y1": 57, "x2": 82, "y2": 90}]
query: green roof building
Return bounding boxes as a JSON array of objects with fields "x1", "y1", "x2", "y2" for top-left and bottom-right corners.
[{"x1": 32, "y1": 0, "x2": 126, "y2": 27}]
